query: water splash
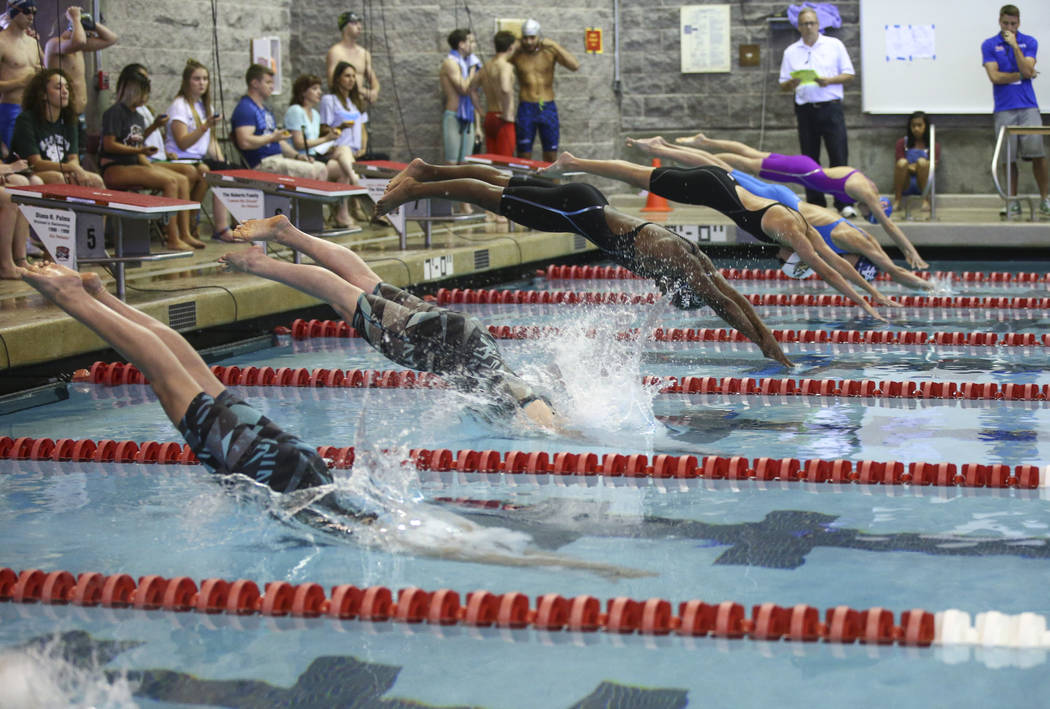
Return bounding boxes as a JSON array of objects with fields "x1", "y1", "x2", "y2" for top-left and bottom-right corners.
[
  {"x1": 927, "y1": 272, "x2": 956, "y2": 295},
  {"x1": 0, "y1": 635, "x2": 136, "y2": 709}
]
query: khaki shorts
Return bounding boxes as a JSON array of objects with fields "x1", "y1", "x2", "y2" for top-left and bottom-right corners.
[{"x1": 995, "y1": 107, "x2": 1046, "y2": 161}]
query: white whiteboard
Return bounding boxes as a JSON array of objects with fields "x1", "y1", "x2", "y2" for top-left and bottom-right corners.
[{"x1": 860, "y1": 0, "x2": 1050, "y2": 114}]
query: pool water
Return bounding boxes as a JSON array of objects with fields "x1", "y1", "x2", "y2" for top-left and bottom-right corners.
[{"x1": 2, "y1": 260, "x2": 1050, "y2": 707}]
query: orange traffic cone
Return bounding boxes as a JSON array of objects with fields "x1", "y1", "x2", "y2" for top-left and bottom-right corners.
[{"x1": 641, "y1": 158, "x2": 673, "y2": 213}]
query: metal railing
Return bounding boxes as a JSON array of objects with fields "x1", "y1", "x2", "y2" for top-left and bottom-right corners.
[{"x1": 991, "y1": 125, "x2": 1050, "y2": 221}]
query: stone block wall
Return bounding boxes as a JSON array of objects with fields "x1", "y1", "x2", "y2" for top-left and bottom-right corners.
[{"x1": 92, "y1": 0, "x2": 1034, "y2": 195}]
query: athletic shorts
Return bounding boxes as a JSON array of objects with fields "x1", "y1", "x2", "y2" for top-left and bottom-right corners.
[
  {"x1": 0, "y1": 103, "x2": 21, "y2": 150},
  {"x1": 516, "y1": 101, "x2": 559, "y2": 154},
  {"x1": 442, "y1": 110, "x2": 475, "y2": 164},
  {"x1": 177, "y1": 390, "x2": 331, "y2": 492},
  {"x1": 994, "y1": 107, "x2": 1046, "y2": 161},
  {"x1": 484, "y1": 112, "x2": 516, "y2": 156}
]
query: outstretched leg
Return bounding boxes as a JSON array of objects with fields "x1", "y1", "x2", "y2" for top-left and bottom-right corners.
[
  {"x1": 676, "y1": 132, "x2": 769, "y2": 160},
  {"x1": 388, "y1": 158, "x2": 512, "y2": 192},
  {"x1": 376, "y1": 175, "x2": 504, "y2": 217},
  {"x1": 18, "y1": 263, "x2": 203, "y2": 424},
  {"x1": 228, "y1": 215, "x2": 382, "y2": 292},
  {"x1": 220, "y1": 246, "x2": 365, "y2": 324},
  {"x1": 541, "y1": 151, "x2": 653, "y2": 190}
]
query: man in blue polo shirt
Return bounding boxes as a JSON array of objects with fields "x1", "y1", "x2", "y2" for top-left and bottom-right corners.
[
  {"x1": 231, "y1": 64, "x2": 327, "y2": 180},
  {"x1": 982, "y1": 4, "x2": 1049, "y2": 218}
]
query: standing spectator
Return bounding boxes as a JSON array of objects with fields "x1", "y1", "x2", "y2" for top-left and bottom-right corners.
[
  {"x1": 510, "y1": 19, "x2": 579, "y2": 163},
  {"x1": 778, "y1": 7, "x2": 855, "y2": 214},
  {"x1": 43, "y1": 4, "x2": 117, "y2": 154},
  {"x1": 0, "y1": 0, "x2": 43, "y2": 153},
  {"x1": 165, "y1": 58, "x2": 233, "y2": 240},
  {"x1": 982, "y1": 4, "x2": 1048, "y2": 218},
  {"x1": 893, "y1": 111, "x2": 940, "y2": 212},
  {"x1": 285, "y1": 73, "x2": 361, "y2": 228},
  {"x1": 11, "y1": 67, "x2": 102, "y2": 186},
  {"x1": 478, "y1": 31, "x2": 517, "y2": 157},
  {"x1": 231, "y1": 64, "x2": 326, "y2": 180},
  {"x1": 439, "y1": 28, "x2": 480, "y2": 165},
  {"x1": 325, "y1": 11, "x2": 379, "y2": 106},
  {"x1": 98, "y1": 70, "x2": 201, "y2": 250}
]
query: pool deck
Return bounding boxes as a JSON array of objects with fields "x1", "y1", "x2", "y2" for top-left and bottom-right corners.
[{"x1": 0, "y1": 192, "x2": 1045, "y2": 373}]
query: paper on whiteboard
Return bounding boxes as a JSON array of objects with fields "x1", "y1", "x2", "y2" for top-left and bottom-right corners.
[{"x1": 885, "y1": 24, "x2": 935, "y2": 61}]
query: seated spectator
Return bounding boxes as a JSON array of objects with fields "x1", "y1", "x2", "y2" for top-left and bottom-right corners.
[
  {"x1": 893, "y1": 110, "x2": 940, "y2": 212},
  {"x1": 98, "y1": 69, "x2": 202, "y2": 250},
  {"x1": 320, "y1": 62, "x2": 368, "y2": 160},
  {"x1": 231, "y1": 64, "x2": 326, "y2": 181},
  {"x1": 11, "y1": 68, "x2": 102, "y2": 186},
  {"x1": 166, "y1": 58, "x2": 233, "y2": 240},
  {"x1": 284, "y1": 73, "x2": 361, "y2": 228}
]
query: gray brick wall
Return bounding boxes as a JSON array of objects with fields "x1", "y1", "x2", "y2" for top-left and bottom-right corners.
[{"x1": 94, "y1": 0, "x2": 1023, "y2": 194}]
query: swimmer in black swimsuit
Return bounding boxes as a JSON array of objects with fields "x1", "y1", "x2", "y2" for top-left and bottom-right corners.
[
  {"x1": 218, "y1": 215, "x2": 557, "y2": 426},
  {"x1": 555, "y1": 142, "x2": 931, "y2": 294},
  {"x1": 16, "y1": 262, "x2": 335, "y2": 496},
  {"x1": 539, "y1": 148, "x2": 897, "y2": 321}
]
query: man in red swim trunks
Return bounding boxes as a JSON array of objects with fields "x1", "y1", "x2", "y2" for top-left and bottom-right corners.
[{"x1": 478, "y1": 30, "x2": 517, "y2": 156}]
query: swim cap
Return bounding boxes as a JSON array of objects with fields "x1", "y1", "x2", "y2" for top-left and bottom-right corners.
[
  {"x1": 779, "y1": 252, "x2": 814, "y2": 280},
  {"x1": 7, "y1": 0, "x2": 36, "y2": 17},
  {"x1": 337, "y1": 10, "x2": 362, "y2": 30},
  {"x1": 522, "y1": 18, "x2": 540, "y2": 37},
  {"x1": 867, "y1": 197, "x2": 892, "y2": 224}
]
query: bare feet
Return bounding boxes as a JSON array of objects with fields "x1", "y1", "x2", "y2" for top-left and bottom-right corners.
[
  {"x1": 539, "y1": 152, "x2": 577, "y2": 176},
  {"x1": 228, "y1": 214, "x2": 293, "y2": 244},
  {"x1": 80, "y1": 271, "x2": 106, "y2": 298},
  {"x1": 182, "y1": 234, "x2": 207, "y2": 250},
  {"x1": 218, "y1": 246, "x2": 270, "y2": 274},
  {"x1": 18, "y1": 261, "x2": 85, "y2": 302},
  {"x1": 375, "y1": 177, "x2": 420, "y2": 216},
  {"x1": 675, "y1": 132, "x2": 708, "y2": 148},
  {"x1": 165, "y1": 238, "x2": 194, "y2": 252},
  {"x1": 625, "y1": 136, "x2": 664, "y2": 154},
  {"x1": 385, "y1": 157, "x2": 430, "y2": 193}
]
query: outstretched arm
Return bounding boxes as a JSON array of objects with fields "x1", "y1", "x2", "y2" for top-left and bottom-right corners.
[{"x1": 863, "y1": 192, "x2": 928, "y2": 270}]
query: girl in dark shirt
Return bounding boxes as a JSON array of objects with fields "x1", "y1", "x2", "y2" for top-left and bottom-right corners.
[{"x1": 99, "y1": 70, "x2": 202, "y2": 250}]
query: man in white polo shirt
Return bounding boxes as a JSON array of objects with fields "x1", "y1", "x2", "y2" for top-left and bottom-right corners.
[{"x1": 779, "y1": 7, "x2": 855, "y2": 214}]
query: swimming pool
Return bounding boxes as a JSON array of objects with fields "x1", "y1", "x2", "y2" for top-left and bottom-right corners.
[{"x1": 3, "y1": 258, "x2": 1050, "y2": 707}]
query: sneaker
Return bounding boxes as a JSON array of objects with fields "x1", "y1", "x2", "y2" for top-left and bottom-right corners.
[
  {"x1": 1001, "y1": 202, "x2": 1022, "y2": 218},
  {"x1": 840, "y1": 205, "x2": 857, "y2": 218},
  {"x1": 1040, "y1": 199, "x2": 1050, "y2": 218}
]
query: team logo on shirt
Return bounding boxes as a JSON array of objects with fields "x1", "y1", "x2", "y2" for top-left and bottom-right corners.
[{"x1": 40, "y1": 134, "x2": 71, "y2": 162}]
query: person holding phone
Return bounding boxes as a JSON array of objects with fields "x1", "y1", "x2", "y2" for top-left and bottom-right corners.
[
  {"x1": 320, "y1": 61, "x2": 368, "y2": 159},
  {"x1": 99, "y1": 69, "x2": 201, "y2": 250},
  {"x1": 231, "y1": 63, "x2": 326, "y2": 181},
  {"x1": 982, "y1": 4, "x2": 1048, "y2": 218}
]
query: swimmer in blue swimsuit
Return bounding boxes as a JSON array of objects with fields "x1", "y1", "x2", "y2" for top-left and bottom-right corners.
[
  {"x1": 374, "y1": 159, "x2": 794, "y2": 365},
  {"x1": 620, "y1": 137, "x2": 932, "y2": 292},
  {"x1": 16, "y1": 262, "x2": 338, "y2": 498},
  {"x1": 218, "y1": 215, "x2": 559, "y2": 425}
]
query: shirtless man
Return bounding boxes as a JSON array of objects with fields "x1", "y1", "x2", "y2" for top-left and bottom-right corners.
[
  {"x1": 325, "y1": 11, "x2": 379, "y2": 106},
  {"x1": 43, "y1": 6, "x2": 117, "y2": 115},
  {"x1": 510, "y1": 19, "x2": 579, "y2": 162},
  {"x1": 0, "y1": 0, "x2": 43, "y2": 152},
  {"x1": 478, "y1": 30, "x2": 517, "y2": 156},
  {"x1": 439, "y1": 28, "x2": 480, "y2": 164}
]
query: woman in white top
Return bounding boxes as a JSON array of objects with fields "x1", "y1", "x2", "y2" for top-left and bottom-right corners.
[
  {"x1": 165, "y1": 59, "x2": 232, "y2": 239},
  {"x1": 320, "y1": 62, "x2": 368, "y2": 158},
  {"x1": 285, "y1": 73, "x2": 361, "y2": 228}
]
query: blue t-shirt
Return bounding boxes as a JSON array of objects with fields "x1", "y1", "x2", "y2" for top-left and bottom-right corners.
[
  {"x1": 283, "y1": 104, "x2": 321, "y2": 156},
  {"x1": 231, "y1": 95, "x2": 280, "y2": 167},
  {"x1": 981, "y1": 31, "x2": 1039, "y2": 112}
]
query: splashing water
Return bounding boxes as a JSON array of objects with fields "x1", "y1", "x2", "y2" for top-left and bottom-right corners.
[
  {"x1": 927, "y1": 272, "x2": 956, "y2": 295},
  {"x1": 0, "y1": 637, "x2": 136, "y2": 709}
]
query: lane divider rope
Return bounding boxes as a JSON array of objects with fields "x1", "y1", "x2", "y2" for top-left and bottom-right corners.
[
  {"x1": 7, "y1": 565, "x2": 1050, "y2": 649},
  {"x1": 429, "y1": 287, "x2": 1050, "y2": 311},
  {"x1": 538, "y1": 264, "x2": 1050, "y2": 284},
  {"x1": 0, "y1": 565, "x2": 938, "y2": 645},
  {"x1": 277, "y1": 318, "x2": 1050, "y2": 348},
  {"x1": 75, "y1": 361, "x2": 1050, "y2": 403},
  {"x1": 2, "y1": 436, "x2": 1043, "y2": 489}
]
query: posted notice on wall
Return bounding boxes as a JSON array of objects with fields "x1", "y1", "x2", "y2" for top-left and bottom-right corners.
[
  {"x1": 885, "y1": 24, "x2": 935, "y2": 61},
  {"x1": 680, "y1": 4, "x2": 731, "y2": 73},
  {"x1": 19, "y1": 205, "x2": 76, "y2": 267}
]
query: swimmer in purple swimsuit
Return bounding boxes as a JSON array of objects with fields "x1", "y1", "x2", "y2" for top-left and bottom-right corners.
[
  {"x1": 622, "y1": 137, "x2": 932, "y2": 293},
  {"x1": 675, "y1": 132, "x2": 929, "y2": 271}
]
